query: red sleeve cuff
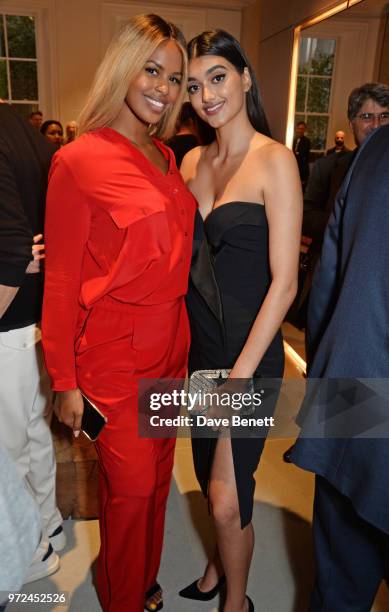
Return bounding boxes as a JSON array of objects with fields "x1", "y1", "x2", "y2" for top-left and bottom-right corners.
[{"x1": 51, "y1": 379, "x2": 78, "y2": 392}]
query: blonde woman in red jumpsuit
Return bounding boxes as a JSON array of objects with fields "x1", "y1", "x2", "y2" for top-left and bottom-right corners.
[{"x1": 41, "y1": 15, "x2": 196, "y2": 612}]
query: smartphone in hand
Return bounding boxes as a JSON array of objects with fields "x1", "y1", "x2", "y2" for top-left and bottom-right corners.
[{"x1": 81, "y1": 394, "x2": 107, "y2": 441}]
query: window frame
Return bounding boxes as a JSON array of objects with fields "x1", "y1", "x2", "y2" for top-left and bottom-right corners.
[
  {"x1": 0, "y1": 13, "x2": 39, "y2": 107},
  {"x1": 0, "y1": 0, "x2": 58, "y2": 118}
]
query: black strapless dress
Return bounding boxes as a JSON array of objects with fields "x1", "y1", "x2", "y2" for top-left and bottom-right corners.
[{"x1": 186, "y1": 202, "x2": 285, "y2": 528}]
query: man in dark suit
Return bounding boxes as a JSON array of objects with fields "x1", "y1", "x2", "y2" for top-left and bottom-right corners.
[
  {"x1": 286, "y1": 82, "x2": 389, "y2": 330},
  {"x1": 304, "y1": 82, "x2": 389, "y2": 248},
  {"x1": 293, "y1": 121, "x2": 311, "y2": 190},
  {"x1": 292, "y1": 124, "x2": 389, "y2": 610},
  {"x1": 326, "y1": 130, "x2": 349, "y2": 156}
]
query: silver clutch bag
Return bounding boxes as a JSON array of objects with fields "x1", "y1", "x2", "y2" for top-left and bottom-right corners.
[
  {"x1": 188, "y1": 369, "x2": 255, "y2": 416},
  {"x1": 188, "y1": 369, "x2": 230, "y2": 415},
  {"x1": 188, "y1": 369, "x2": 230, "y2": 394}
]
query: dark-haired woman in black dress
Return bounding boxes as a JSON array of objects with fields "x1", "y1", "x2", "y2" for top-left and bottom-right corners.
[{"x1": 179, "y1": 30, "x2": 302, "y2": 612}]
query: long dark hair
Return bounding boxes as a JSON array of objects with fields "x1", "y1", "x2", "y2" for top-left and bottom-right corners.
[{"x1": 187, "y1": 29, "x2": 271, "y2": 138}]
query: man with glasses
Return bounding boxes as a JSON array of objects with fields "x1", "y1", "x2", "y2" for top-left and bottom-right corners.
[
  {"x1": 303, "y1": 82, "x2": 389, "y2": 248},
  {"x1": 285, "y1": 82, "x2": 389, "y2": 333},
  {"x1": 349, "y1": 82, "x2": 389, "y2": 145}
]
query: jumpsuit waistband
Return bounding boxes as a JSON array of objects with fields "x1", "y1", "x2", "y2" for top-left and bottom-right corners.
[{"x1": 91, "y1": 295, "x2": 184, "y2": 315}]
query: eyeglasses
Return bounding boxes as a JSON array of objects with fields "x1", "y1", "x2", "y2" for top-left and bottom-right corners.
[{"x1": 355, "y1": 112, "x2": 389, "y2": 123}]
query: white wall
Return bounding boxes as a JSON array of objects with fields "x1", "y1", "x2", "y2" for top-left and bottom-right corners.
[
  {"x1": 252, "y1": 0, "x2": 352, "y2": 141},
  {"x1": 2, "y1": 0, "x2": 383, "y2": 142},
  {"x1": 0, "y1": 0, "x2": 247, "y2": 126},
  {"x1": 241, "y1": 0, "x2": 384, "y2": 142}
]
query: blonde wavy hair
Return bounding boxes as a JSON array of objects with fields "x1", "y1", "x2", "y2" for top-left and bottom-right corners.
[{"x1": 78, "y1": 14, "x2": 187, "y2": 139}]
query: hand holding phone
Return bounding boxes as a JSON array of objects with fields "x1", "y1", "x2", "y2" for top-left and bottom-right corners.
[
  {"x1": 81, "y1": 394, "x2": 107, "y2": 441},
  {"x1": 55, "y1": 389, "x2": 84, "y2": 437}
]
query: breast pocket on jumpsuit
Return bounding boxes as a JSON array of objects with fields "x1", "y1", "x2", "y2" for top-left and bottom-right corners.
[{"x1": 74, "y1": 203, "x2": 174, "y2": 408}]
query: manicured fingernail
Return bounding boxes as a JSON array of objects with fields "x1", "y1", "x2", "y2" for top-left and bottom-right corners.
[{"x1": 74, "y1": 430, "x2": 80, "y2": 438}]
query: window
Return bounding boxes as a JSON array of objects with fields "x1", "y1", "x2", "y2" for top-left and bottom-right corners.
[
  {"x1": 295, "y1": 37, "x2": 336, "y2": 154},
  {"x1": 0, "y1": 13, "x2": 39, "y2": 116}
]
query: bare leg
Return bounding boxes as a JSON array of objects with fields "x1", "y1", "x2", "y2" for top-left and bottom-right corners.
[
  {"x1": 197, "y1": 546, "x2": 224, "y2": 592},
  {"x1": 209, "y1": 434, "x2": 253, "y2": 612}
]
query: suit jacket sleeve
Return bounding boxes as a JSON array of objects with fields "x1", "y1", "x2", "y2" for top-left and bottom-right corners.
[
  {"x1": 303, "y1": 157, "x2": 330, "y2": 240},
  {"x1": 300, "y1": 137, "x2": 311, "y2": 164},
  {"x1": 0, "y1": 142, "x2": 33, "y2": 286}
]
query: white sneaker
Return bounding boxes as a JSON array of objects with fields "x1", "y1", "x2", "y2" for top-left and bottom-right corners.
[
  {"x1": 24, "y1": 541, "x2": 59, "y2": 584},
  {"x1": 49, "y1": 525, "x2": 66, "y2": 552}
]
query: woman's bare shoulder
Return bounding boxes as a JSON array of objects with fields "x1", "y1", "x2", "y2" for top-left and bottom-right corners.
[
  {"x1": 252, "y1": 134, "x2": 294, "y2": 161},
  {"x1": 242, "y1": 134, "x2": 300, "y2": 204}
]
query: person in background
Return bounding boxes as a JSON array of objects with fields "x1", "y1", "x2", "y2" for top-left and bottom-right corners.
[
  {"x1": 40, "y1": 120, "x2": 63, "y2": 148},
  {"x1": 65, "y1": 120, "x2": 78, "y2": 144},
  {"x1": 293, "y1": 120, "x2": 311, "y2": 191},
  {"x1": 28, "y1": 110, "x2": 43, "y2": 130},
  {"x1": 326, "y1": 129, "x2": 349, "y2": 155},
  {"x1": 42, "y1": 14, "x2": 195, "y2": 612},
  {"x1": 284, "y1": 81, "x2": 389, "y2": 336},
  {"x1": 166, "y1": 101, "x2": 199, "y2": 167},
  {"x1": 304, "y1": 82, "x2": 389, "y2": 247},
  {"x1": 292, "y1": 124, "x2": 389, "y2": 612},
  {"x1": 0, "y1": 103, "x2": 64, "y2": 584}
]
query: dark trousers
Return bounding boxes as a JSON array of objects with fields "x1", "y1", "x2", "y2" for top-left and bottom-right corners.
[{"x1": 310, "y1": 476, "x2": 389, "y2": 612}]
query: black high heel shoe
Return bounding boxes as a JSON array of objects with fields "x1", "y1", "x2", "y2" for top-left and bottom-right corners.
[
  {"x1": 179, "y1": 575, "x2": 226, "y2": 600},
  {"x1": 144, "y1": 582, "x2": 163, "y2": 611},
  {"x1": 246, "y1": 594, "x2": 254, "y2": 611}
]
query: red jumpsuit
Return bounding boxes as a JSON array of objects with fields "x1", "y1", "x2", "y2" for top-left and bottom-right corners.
[{"x1": 42, "y1": 128, "x2": 196, "y2": 611}]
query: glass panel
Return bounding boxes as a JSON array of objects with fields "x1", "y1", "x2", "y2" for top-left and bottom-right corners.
[
  {"x1": 10, "y1": 101, "x2": 39, "y2": 118},
  {"x1": 9, "y1": 60, "x2": 38, "y2": 100},
  {"x1": 298, "y1": 38, "x2": 312, "y2": 74},
  {"x1": 296, "y1": 76, "x2": 307, "y2": 113},
  {"x1": 307, "y1": 115, "x2": 329, "y2": 151},
  {"x1": 310, "y1": 39, "x2": 336, "y2": 76},
  {"x1": 6, "y1": 15, "x2": 36, "y2": 58},
  {"x1": 0, "y1": 59, "x2": 8, "y2": 98},
  {"x1": 307, "y1": 77, "x2": 331, "y2": 113},
  {"x1": 299, "y1": 37, "x2": 336, "y2": 77},
  {"x1": 0, "y1": 16, "x2": 5, "y2": 56}
]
